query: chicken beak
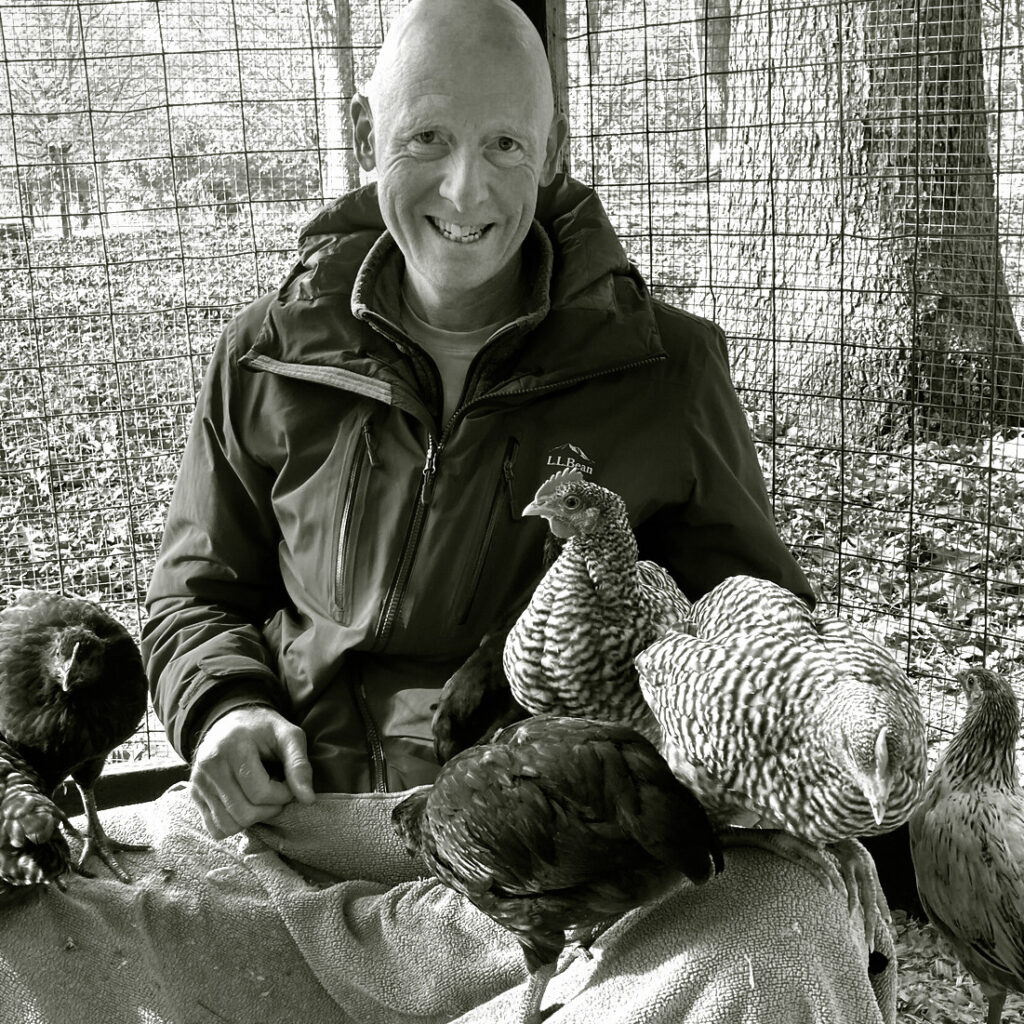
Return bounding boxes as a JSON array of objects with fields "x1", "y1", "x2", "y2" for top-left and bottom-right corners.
[
  {"x1": 522, "y1": 497, "x2": 553, "y2": 518},
  {"x1": 861, "y1": 727, "x2": 891, "y2": 825},
  {"x1": 59, "y1": 641, "x2": 81, "y2": 692}
]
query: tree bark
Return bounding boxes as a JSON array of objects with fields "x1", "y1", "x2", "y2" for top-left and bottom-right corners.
[
  {"x1": 690, "y1": 0, "x2": 731, "y2": 177},
  {"x1": 695, "y1": 0, "x2": 1024, "y2": 444}
]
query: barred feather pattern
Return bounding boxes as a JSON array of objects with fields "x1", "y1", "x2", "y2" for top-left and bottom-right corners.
[
  {"x1": 502, "y1": 478, "x2": 690, "y2": 738},
  {"x1": 909, "y1": 668, "x2": 1024, "y2": 1003},
  {"x1": 637, "y1": 575, "x2": 927, "y2": 844}
]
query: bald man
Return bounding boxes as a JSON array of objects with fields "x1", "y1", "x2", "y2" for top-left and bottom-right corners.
[
  {"x1": 0, "y1": 2, "x2": 894, "y2": 1020},
  {"x1": 146, "y1": 0, "x2": 811, "y2": 834}
]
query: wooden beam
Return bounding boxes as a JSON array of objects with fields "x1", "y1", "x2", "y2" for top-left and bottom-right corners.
[
  {"x1": 54, "y1": 760, "x2": 190, "y2": 816},
  {"x1": 515, "y1": 0, "x2": 571, "y2": 176}
]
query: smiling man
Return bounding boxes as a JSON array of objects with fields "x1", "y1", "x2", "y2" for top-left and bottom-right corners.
[
  {"x1": 138, "y1": 0, "x2": 897, "y2": 1020},
  {"x1": 353, "y1": 0, "x2": 565, "y2": 331}
]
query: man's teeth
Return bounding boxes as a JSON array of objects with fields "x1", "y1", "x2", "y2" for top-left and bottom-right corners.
[{"x1": 431, "y1": 218, "x2": 488, "y2": 243}]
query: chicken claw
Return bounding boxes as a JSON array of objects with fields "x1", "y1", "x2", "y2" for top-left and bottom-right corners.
[
  {"x1": 718, "y1": 828, "x2": 888, "y2": 953},
  {"x1": 73, "y1": 785, "x2": 151, "y2": 883}
]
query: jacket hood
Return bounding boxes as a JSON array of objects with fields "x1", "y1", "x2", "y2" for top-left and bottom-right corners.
[
  {"x1": 294, "y1": 174, "x2": 634, "y2": 308},
  {"x1": 241, "y1": 174, "x2": 664, "y2": 412}
]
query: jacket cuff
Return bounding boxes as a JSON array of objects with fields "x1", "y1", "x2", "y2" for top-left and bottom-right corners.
[{"x1": 174, "y1": 655, "x2": 283, "y2": 761}]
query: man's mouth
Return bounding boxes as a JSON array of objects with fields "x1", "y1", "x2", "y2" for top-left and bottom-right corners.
[{"x1": 428, "y1": 216, "x2": 492, "y2": 244}]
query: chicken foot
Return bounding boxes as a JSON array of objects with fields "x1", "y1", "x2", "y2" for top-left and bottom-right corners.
[
  {"x1": 70, "y1": 783, "x2": 151, "y2": 883},
  {"x1": 518, "y1": 961, "x2": 558, "y2": 1024},
  {"x1": 717, "y1": 828, "x2": 889, "y2": 953}
]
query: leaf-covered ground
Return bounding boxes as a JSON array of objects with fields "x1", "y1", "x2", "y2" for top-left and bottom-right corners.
[{"x1": 894, "y1": 911, "x2": 1024, "y2": 1023}]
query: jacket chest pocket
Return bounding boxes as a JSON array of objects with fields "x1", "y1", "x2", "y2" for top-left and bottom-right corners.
[{"x1": 333, "y1": 420, "x2": 378, "y2": 621}]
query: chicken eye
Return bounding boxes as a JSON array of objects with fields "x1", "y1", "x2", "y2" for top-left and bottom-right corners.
[{"x1": 563, "y1": 495, "x2": 581, "y2": 510}]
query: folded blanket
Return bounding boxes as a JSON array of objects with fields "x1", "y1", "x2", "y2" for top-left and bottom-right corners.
[{"x1": 0, "y1": 784, "x2": 896, "y2": 1023}]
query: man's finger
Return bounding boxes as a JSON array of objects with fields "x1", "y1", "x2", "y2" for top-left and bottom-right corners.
[
  {"x1": 235, "y1": 747, "x2": 294, "y2": 806},
  {"x1": 278, "y1": 730, "x2": 315, "y2": 804}
]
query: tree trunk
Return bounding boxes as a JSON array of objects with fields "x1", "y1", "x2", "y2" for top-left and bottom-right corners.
[
  {"x1": 316, "y1": 0, "x2": 361, "y2": 200},
  {"x1": 48, "y1": 142, "x2": 74, "y2": 239},
  {"x1": 695, "y1": 0, "x2": 1024, "y2": 444},
  {"x1": 690, "y1": 0, "x2": 731, "y2": 177}
]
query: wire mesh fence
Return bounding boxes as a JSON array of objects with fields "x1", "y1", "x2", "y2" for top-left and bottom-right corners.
[{"x1": 0, "y1": 0, "x2": 1021, "y2": 766}]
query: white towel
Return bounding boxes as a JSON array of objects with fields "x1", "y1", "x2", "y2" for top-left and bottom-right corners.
[{"x1": 0, "y1": 783, "x2": 896, "y2": 1023}]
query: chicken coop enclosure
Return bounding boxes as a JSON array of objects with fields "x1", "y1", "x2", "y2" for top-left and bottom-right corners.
[{"x1": 0, "y1": 0, "x2": 1022, "y2": 769}]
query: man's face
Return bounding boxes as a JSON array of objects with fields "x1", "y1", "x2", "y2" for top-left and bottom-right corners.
[{"x1": 354, "y1": 47, "x2": 563, "y2": 314}]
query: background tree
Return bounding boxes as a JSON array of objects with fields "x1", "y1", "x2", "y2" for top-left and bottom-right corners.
[
  {"x1": 2, "y1": 4, "x2": 159, "y2": 237},
  {"x1": 691, "y1": 0, "x2": 1024, "y2": 443}
]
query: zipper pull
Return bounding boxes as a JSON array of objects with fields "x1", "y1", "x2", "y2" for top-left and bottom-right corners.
[
  {"x1": 420, "y1": 436, "x2": 440, "y2": 505},
  {"x1": 362, "y1": 423, "x2": 380, "y2": 468}
]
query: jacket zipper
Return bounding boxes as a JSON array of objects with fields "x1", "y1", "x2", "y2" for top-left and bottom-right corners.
[
  {"x1": 374, "y1": 434, "x2": 441, "y2": 645},
  {"x1": 454, "y1": 437, "x2": 519, "y2": 624},
  {"x1": 370, "y1": 356, "x2": 667, "y2": 646},
  {"x1": 351, "y1": 677, "x2": 388, "y2": 792}
]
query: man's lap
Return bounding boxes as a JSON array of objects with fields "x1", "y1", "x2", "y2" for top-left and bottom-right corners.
[{"x1": 0, "y1": 785, "x2": 895, "y2": 1024}]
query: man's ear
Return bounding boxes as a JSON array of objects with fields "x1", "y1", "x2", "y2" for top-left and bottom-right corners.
[
  {"x1": 539, "y1": 112, "x2": 569, "y2": 186},
  {"x1": 351, "y1": 92, "x2": 377, "y2": 172}
]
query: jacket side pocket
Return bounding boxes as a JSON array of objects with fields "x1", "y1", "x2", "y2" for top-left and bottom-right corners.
[{"x1": 333, "y1": 419, "x2": 377, "y2": 621}]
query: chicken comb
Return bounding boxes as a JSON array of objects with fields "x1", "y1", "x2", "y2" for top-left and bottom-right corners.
[{"x1": 533, "y1": 468, "x2": 588, "y2": 501}]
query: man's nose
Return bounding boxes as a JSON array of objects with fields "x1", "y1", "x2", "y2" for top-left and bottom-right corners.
[{"x1": 438, "y1": 147, "x2": 489, "y2": 211}]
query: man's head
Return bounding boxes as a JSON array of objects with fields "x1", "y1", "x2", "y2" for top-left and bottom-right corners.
[{"x1": 351, "y1": 0, "x2": 567, "y2": 328}]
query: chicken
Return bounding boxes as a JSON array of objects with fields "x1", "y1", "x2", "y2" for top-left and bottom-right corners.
[
  {"x1": 431, "y1": 617, "x2": 529, "y2": 764},
  {"x1": 636, "y1": 573, "x2": 927, "y2": 947},
  {"x1": 393, "y1": 714, "x2": 723, "y2": 1024},
  {"x1": 0, "y1": 591, "x2": 151, "y2": 888},
  {"x1": 502, "y1": 470, "x2": 691, "y2": 740},
  {"x1": 909, "y1": 667, "x2": 1024, "y2": 1024}
]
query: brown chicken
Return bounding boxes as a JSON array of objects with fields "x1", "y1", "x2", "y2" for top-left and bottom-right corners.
[
  {"x1": 393, "y1": 714, "x2": 723, "y2": 1024},
  {"x1": 0, "y1": 591, "x2": 151, "y2": 890},
  {"x1": 909, "y1": 667, "x2": 1024, "y2": 1024}
]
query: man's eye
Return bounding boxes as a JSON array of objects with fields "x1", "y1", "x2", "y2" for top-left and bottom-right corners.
[
  {"x1": 497, "y1": 137, "x2": 518, "y2": 151},
  {"x1": 413, "y1": 131, "x2": 438, "y2": 145}
]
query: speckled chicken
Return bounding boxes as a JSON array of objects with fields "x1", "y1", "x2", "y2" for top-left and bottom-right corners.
[
  {"x1": 0, "y1": 591, "x2": 151, "y2": 891},
  {"x1": 637, "y1": 573, "x2": 927, "y2": 946},
  {"x1": 393, "y1": 714, "x2": 723, "y2": 1024},
  {"x1": 909, "y1": 667, "x2": 1024, "y2": 1024},
  {"x1": 638, "y1": 575, "x2": 926, "y2": 837},
  {"x1": 502, "y1": 470, "x2": 691, "y2": 740}
]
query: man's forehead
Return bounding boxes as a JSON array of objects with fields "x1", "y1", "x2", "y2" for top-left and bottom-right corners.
[{"x1": 388, "y1": 85, "x2": 544, "y2": 130}]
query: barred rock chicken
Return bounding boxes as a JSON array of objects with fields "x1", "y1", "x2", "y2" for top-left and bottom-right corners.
[
  {"x1": 637, "y1": 573, "x2": 927, "y2": 946},
  {"x1": 502, "y1": 470, "x2": 691, "y2": 741},
  {"x1": 909, "y1": 667, "x2": 1024, "y2": 1024},
  {"x1": 0, "y1": 591, "x2": 150, "y2": 891},
  {"x1": 393, "y1": 714, "x2": 723, "y2": 1024}
]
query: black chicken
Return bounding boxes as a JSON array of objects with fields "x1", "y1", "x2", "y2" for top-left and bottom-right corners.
[
  {"x1": 0, "y1": 591, "x2": 150, "y2": 889},
  {"x1": 393, "y1": 714, "x2": 723, "y2": 1024},
  {"x1": 431, "y1": 533, "x2": 563, "y2": 764}
]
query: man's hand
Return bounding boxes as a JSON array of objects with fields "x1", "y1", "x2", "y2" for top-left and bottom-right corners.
[{"x1": 190, "y1": 706, "x2": 315, "y2": 839}]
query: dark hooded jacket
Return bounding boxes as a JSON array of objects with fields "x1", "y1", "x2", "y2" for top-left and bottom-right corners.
[{"x1": 142, "y1": 175, "x2": 812, "y2": 793}]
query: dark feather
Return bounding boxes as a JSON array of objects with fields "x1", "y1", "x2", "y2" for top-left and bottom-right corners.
[
  {"x1": 395, "y1": 715, "x2": 722, "y2": 975},
  {"x1": 0, "y1": 592, "x2": 150, "y2": 889}
]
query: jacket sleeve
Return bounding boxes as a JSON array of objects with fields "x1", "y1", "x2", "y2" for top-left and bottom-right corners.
[
  {"x1": 636, "y1": 317, "x2": 815, "y2": 607},
  {"x1": 141, "y1": 314, "x2": 289, "y2": 761}
]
